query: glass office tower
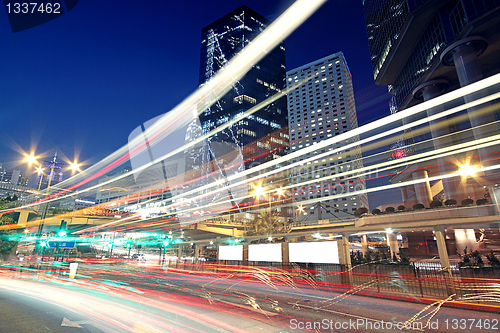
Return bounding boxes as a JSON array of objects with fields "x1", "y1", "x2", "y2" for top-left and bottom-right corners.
[{"x1": 198, "y1": 5, "x2": 288, "y2": 169}]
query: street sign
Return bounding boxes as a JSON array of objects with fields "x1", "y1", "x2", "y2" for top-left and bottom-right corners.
[{"x1": 47, "y1": 241, "x2": 76, "y2": 249}]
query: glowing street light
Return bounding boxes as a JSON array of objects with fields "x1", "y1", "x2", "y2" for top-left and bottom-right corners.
[
  {"x1": 252, "y1": 184, "x2": 266, "y2": 199},
  {"x1": 24, "y1": 153, "x2": 37, "y2": 165},
  {"x1": 459, "y1": 163, "x2": 476, "y2": 177},
  {"x1": 23, "y1": 151, "x2": 82, "y2": 254},
  {"x1": 69, "y1": 161, "x2": 80, "y2": 172}
]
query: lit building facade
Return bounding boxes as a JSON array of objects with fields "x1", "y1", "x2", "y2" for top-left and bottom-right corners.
[
  {"x1": 362, "y1": 0, "x2": 500, "y2": 262},
  {"x1": 198, "y1": 5, "x2": 288, "y2": 168},
  {"x1": 363, "y1": 0, "x2": 500, "y2": 207},
  {"x1": 287, "y1": 52, "x2": 369, "y2": 222},
  {"x1": 0, "y1": 165, "x2": 32, "y2": 202},
  {"x1": 0, "y1": 166, "x2": 28, "y2": 186}
]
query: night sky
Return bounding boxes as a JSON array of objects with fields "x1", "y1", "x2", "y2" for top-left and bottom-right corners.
[{"x1": 0, "y1": 0, "x2": 395, "y2": 207}]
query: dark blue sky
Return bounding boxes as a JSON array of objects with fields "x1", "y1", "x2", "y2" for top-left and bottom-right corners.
[{"x1": 0, "y1": 0, "x2": 394, "y2": 207}]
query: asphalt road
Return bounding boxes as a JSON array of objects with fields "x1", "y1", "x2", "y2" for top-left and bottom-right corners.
[{"x1": 1, "y1": 262, "x2": 500, "y2": 332}]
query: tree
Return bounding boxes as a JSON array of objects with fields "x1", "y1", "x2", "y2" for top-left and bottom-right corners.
[
  {"x1": 245, "y1": 211, "x2": 283, "y2": 236},
  {"x1": 430, "y1": 200, "x2": 443, "y2": 208},
  {"x1": 385, "y1": 206, "x2": 395, "y2": 213},
  {"x1": 413, "y1": 203, "x2": 425, "y2": 210},
  {"x1": 486, "y1": 250, "x2": 500, "y2": 267},
  {"x1": 354, "y1": 207, "x2": 368, "y2": 217},
  {"x1": 444, "y1": 199, "x2": 457, "y2": 206},
  {"x1": 0, "y1": 230, "x2": 18, "y2": 260},
  {"x1": 371, "y1": 208, "x2": 381, "y2": 215},
  {"x1": 476, "y1": 198, "x2": 488, "y2": 205},
  {"x1": 461, "y1": 198, "x2": 474, "y2": 206},
  {"x1": 397, "y1": 205, "x2": 406, "y2": 211}
]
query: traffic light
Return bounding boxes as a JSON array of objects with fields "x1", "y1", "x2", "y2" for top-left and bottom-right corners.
[
  {"x1": 162, "y1": 239, "x2": 170, "y2": 247},
  {"x1": 58, "y1": 220, "x2": 67, "y2": 237}
]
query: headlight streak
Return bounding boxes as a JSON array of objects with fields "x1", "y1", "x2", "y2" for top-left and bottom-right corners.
[
  {"x1": 126, "y1": 85, "x2": 500, "y2": 223},
  {"x1": 1, "y1": 17, "x2": 499, "y2": 239},
  {"x1": 0, "y1": 97, "x2": 496, "y2": 235},
  {"x1": 127, "y1": 134, "x2": 500, "y2": 227},
  {"x1": 101, "y1": 98, "x2": 500, "y2": 225},
  {"x1": 4, "y1": 260, "x2": 500, "y2": 332},
  {"x1": 158, "y1": 76, "x2": 500, "y2": 213},
  {"x1": 0, "y1": 0, "x2": 324, "y2": 215},
  {"x1": 404, "y1": 294, "x2": 456, "y2": 330},
  {"x1": 105, "y1": 127, "x2": 500, "y2": 233}
]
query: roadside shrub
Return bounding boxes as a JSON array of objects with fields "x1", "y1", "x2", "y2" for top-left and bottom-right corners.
[
  {"x1": 371, "y1": 208, "x2": 381, "y2": 215},
  {"x1": 486, "y1": 250, "x2": 500, "y2": 267},
  {"x1": 444, "y1": 199, "x2": 457, "y2": 206},
  {"x1": 354, "y1": 207, "x2": 369, "y2": 217},
  {"x1": 476, "y1": 198, "x2": 488, "y2": 205},
  {"x1": 412, "y1": 203, "x2": 425, "y2": 210},
  {"x1": 430, "y1": 200, "x2": 443, "y2": 208},
  {"x1": 385, "y1": 206, "x2": 395, "y2": 213},
  {"x1": 397, "y1": 205, "x2": 406, "y2": 211},
  {"x1": 461, "y1": 198, "x2": 474, "y2": 206}
]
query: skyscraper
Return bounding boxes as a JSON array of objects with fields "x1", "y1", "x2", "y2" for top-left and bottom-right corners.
[
  {"x1": 287, "y1": 52, "x2": 368, "y2": 222},
  {"x1": 363, "y1": 0, "x2": 500, "y2": 208},
  {"x1": 198, "y1": 5, "x2": 288, "y2": 169}
]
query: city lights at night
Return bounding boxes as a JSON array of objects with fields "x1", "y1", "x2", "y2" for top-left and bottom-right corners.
[{"x1": 1, "y1": 1, "x2": 500, "y2": 332}]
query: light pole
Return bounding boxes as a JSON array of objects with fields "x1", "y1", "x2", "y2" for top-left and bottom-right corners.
[{"x1": 24, "y1": 152, "x2": 80, "y2": 254}]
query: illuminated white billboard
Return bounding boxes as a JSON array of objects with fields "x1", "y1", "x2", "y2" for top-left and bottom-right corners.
[
  {"x1": 288, "y1": 241, "x2": 339, "y2": 264},
  {"x1": 248, "y1": 243, "x2": 282, "y2": 262},
  {"x1": 218, "y1": 245, "x2": 243, "y2": 261}
]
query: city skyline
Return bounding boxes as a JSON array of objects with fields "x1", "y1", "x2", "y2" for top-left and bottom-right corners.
[{"x1": 0, "y1": 1, "x2": 390, "y2": 177}]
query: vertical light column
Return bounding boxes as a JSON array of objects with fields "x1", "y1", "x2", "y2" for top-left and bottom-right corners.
[
  {"x1": 489, "y1": 186, "x2": 500, "y2": 214},
  {"x1": 281, "y1": 241, "x2": 289, "y2": 265},
  {"x1": 441, "y1": 37, "x2": 498, "y2": 145},
  {"x1": 386, "y1": 232, "x2": 398, "y2": 260},
  {"x1": 412, "y1": 170, "x2": 433, "y2": 207},
  {"x1": 400, "y1": 187, "x2": 408, "y2": 202},
  {"x1": 361, "y1": 234, "x2": 368, "y2": 256},
  {"x1": 441, "y1": 37, "x2": 500, "y2": 209},
  {"x1": 434, "y1": 226, "x2": 455, "y2": 295},
  {"x1": 413, "y1": 80, "x2": 461, "y2": 202},
  {"x1": 243, "y1": 244, "x2": 248, "y2": 265},
  {"x1": 454, "y1": 229, "x2": 478, "y2": 254},
  {"x1": 338, "y1": 233, "x2": 351, "y2": 271},
  {"x1": 194, "y1": 244, "x2": 200, "y2": 261}
]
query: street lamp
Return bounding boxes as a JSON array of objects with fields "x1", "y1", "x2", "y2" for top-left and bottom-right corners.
[
  {"x1": 459, "y1": 163, "x2": 477, "y2": 177},
  {"x1": 24, "y1": 152, "x2": 80, "y2": 254}
]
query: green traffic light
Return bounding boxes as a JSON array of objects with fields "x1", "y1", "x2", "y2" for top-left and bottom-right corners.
[
  {"x1": 162, "y1": 239, "x2": 170, "y2": 247},
  {"x1": 58, "y1": 230, "x2": 67, "y2": 237}
]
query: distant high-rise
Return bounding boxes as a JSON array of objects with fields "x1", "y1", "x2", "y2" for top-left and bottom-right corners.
[
  {"x1": 0, "y1": 166, "x2": 28, "y2": 186},
  {"x1": 287, "y1": 52, "x2": 368, "y2": 221},
  {"x1": 198, "y1": 5, "x2": 288, "y2": 169}
]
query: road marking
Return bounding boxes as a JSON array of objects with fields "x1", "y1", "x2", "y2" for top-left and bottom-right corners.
[{"x1": 61, "y1": 317, "x2": 88, "y2": 328}]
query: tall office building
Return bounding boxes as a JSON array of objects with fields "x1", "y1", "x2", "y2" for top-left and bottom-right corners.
[
  {"x1": 287, "y1": 52, "x2": 368, "y2": 222},
  {"x1": 363, "y1": 0, "x2": 500, "y2": 258},
  {"x1": 181, "y1": 5, "x2": 288, "y2": 219},
  {"x1": 198, "y1": 5, "x2": 288, "y2": 168},
  {"x1": 363, "y1": 0, "x2": 500, "y2": 208}
]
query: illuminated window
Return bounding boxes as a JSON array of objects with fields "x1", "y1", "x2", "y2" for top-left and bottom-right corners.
[{"x1": 233, "y1": 95, "x2": 256, "y2": 104}]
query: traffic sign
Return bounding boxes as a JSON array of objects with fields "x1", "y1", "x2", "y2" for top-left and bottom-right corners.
[{"x1": 47, "y1": 241, "x2": 76, "y2": 249}]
